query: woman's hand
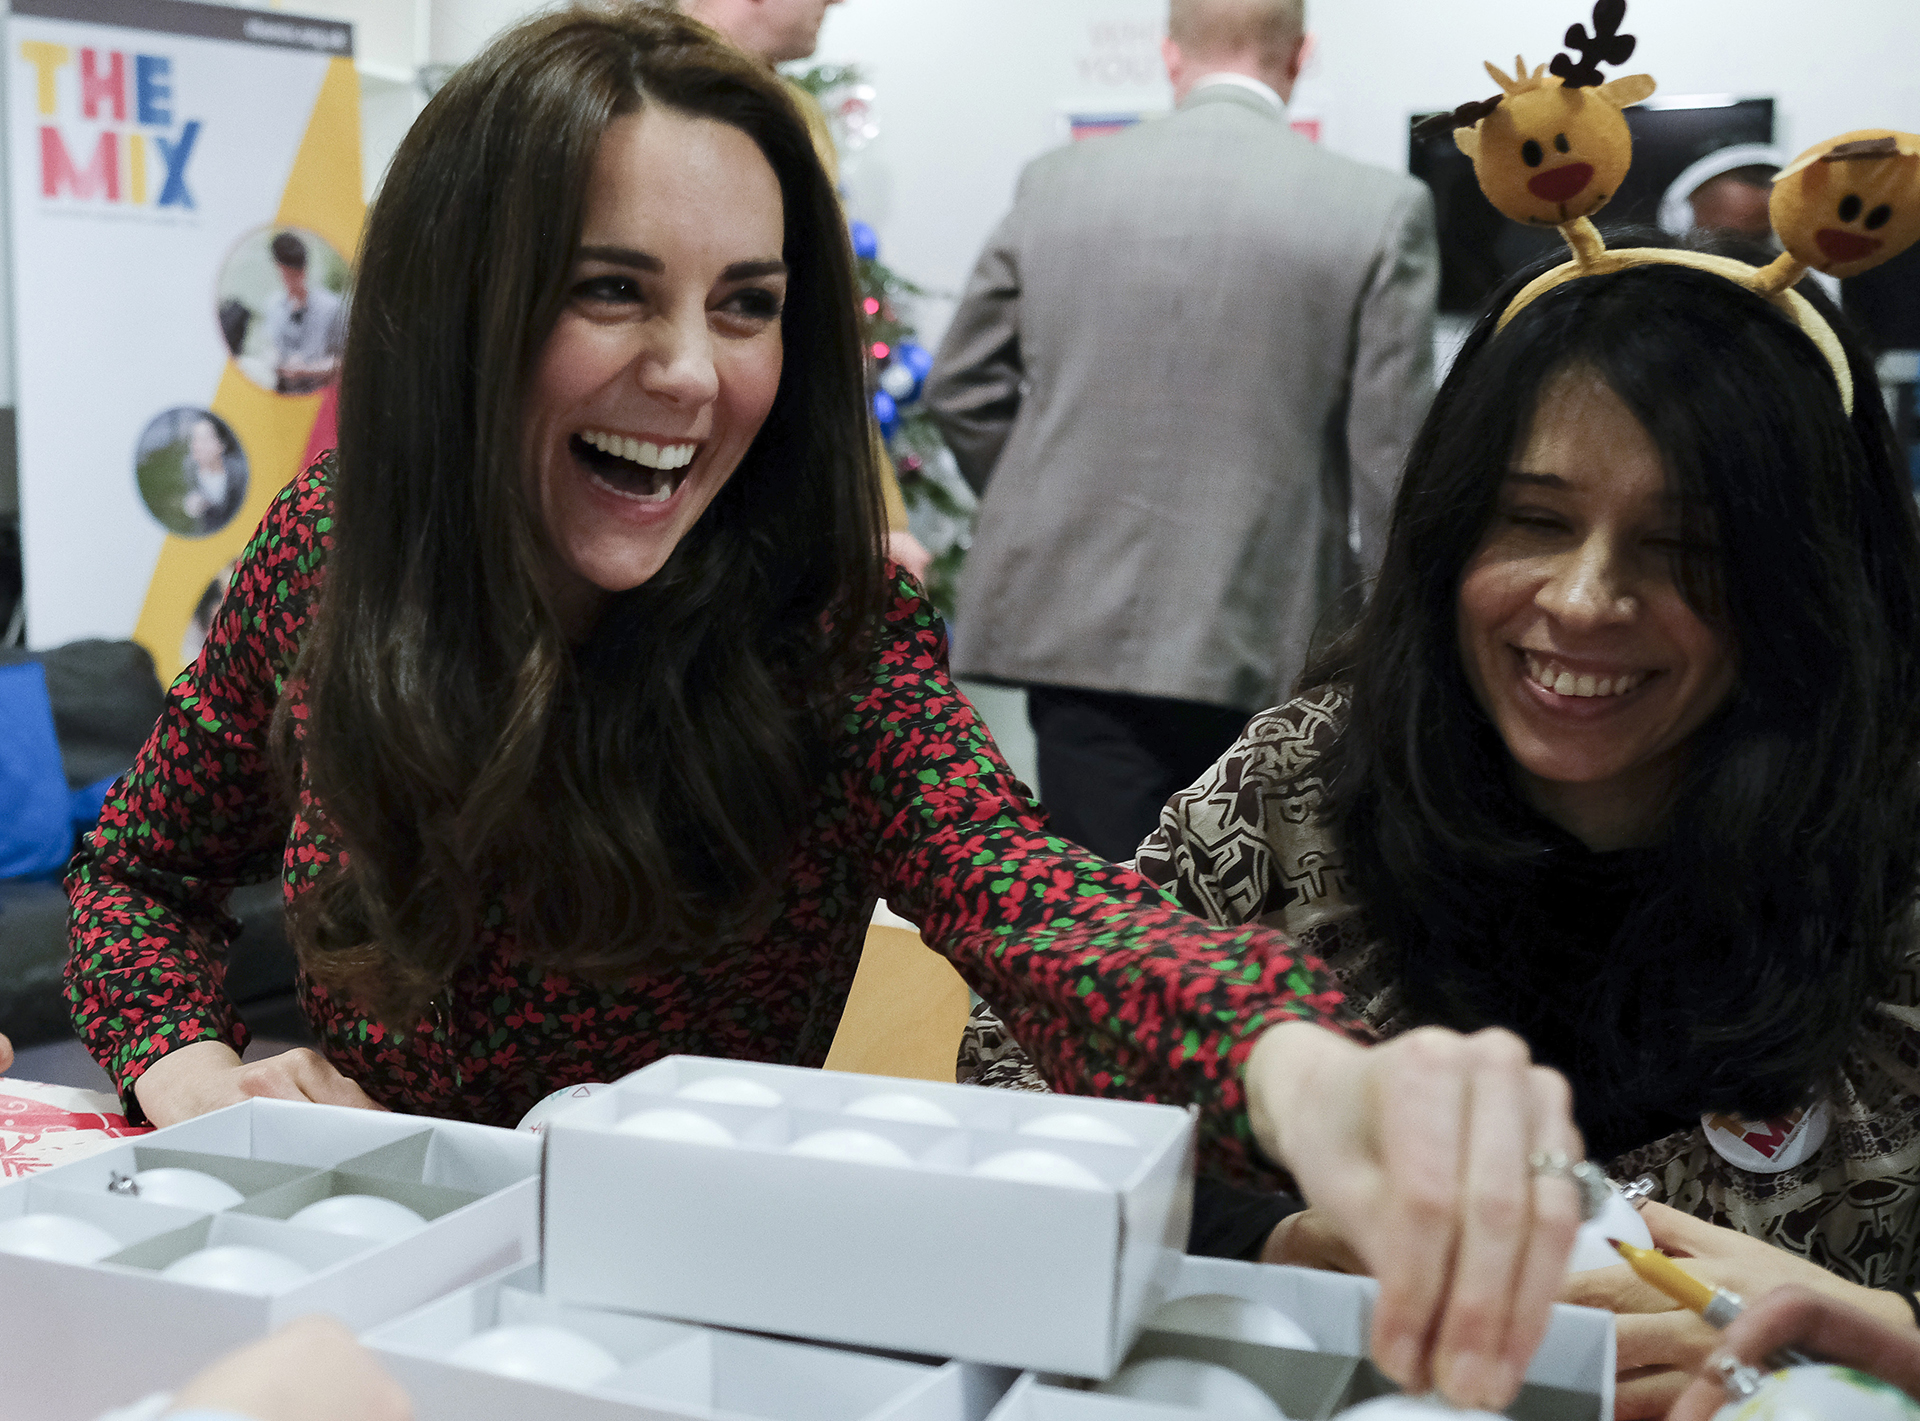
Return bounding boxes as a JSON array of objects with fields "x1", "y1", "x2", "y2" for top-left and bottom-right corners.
[
  {"x1": 0, "y1": 1031, "x2": 13, "y2": 1076},
  {"x1": 1562, "y1": 1201, "x2": 1917, "y2": 1419},
  {"x1": 1246, "y1": 1021, "x2": 1584, "y2": 1413},
  {"x1": 168, "y1": 1314, "x2": 411, "y2": 1421},
  {"x1": 1669, "y1": 1285, "x2": 1920, "y2": 1421},
  {"x1": 133, "y1": 1040, "x2": 386, "y2": 1127},
  {"x1": 1259, "y1": 1206, "x2": 1366, "y2": 1273}
]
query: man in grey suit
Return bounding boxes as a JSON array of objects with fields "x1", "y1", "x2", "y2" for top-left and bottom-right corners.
[{"x1": 927, "y1": 0, "x2": 1437, "y2": 864}]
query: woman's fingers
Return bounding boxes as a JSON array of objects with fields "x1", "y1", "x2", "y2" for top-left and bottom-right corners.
[
  {"x1": 1364, "y1": 1028, "x2": 1476, "y2": 1394},
  {"x1": 1426, "y1": 1030, "x2": 1536, "y2": 1407},
  {"x1": 1639, "y1": 1199, "x2": 1713, "y2": 1256},
  {"x1": 1614, "y1": 1308, "x2": 1716, "y2": 1374},
  {"x1": 0, "y1": 1031, "x2": 13, "y2": 1075},
  {"x1": 1560, "y1": 1262, "x2": 1682, "y2": 1315},
  {"x1": 1244, "y1": 1021, "x2": 1584, "y2": 1413},
  {"x1": 237, "y1": 1048, "x2": 388, "y2": 1111},
  {"x1": 1475, "y1": 1065, "x2": 1583, "y2": 1404},
  {"x1": 1669, "y1": 1286, "x2": 1920, "y2": 1421},
  {"x1": 1614, "y1": 1363, "x2": 1690, "y2": 1420}
]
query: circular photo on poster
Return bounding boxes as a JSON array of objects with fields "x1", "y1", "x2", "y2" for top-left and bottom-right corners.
[
  {"x1": 135, "y1": 407, "x2": 249, "y2": 538},
  {"x1": 216, "y1": 224, "x2": 349, "y2": 394},
  {"x1": 181, "y1": 560, "x2": 238, "y2": 665}
]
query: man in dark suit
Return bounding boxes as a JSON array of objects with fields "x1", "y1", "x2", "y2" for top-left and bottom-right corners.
[{"x1": 928, "y1": 0, "x2": 1437, "y2": 862}]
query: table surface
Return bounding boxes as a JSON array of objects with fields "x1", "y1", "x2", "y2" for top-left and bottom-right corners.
[{"x1": 0, "y1": 1077, "x2": 149, "y2": 1177}]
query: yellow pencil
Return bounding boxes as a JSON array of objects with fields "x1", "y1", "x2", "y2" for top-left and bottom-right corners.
[{"x1": 1610, "y1": 1238, "x2": 1817, "y2": 1365}]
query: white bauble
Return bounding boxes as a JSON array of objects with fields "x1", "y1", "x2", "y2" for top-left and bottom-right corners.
[
  {"x1": 1711, "y1": 1364, "x2": 1920, "y2": 1421},
  {"x1": 289, "y1": 1194, "x2": 427, "y2": 1243},
  {"x1": 161, "y1": 1245, "x2": 310, "y2": 1293},
  {"x1": 130, "y1": 1168, "x2": 244, "y2": 1211},
  {"x1": 1017, "y1": 1112, "x2": 1137, "y2": 1147},
  {"x1": 449, "y1": 1324, "x2": 621, "y2": 1388},
  {"x1": 675, "y1": 1077, "x2": 784, "y2": 1108},
  {"x1": 788, "y1": 1129, "x2": 914, "y2": 1167},
  {"x1": 970, "y1": 1149, "x2": 1106, "y2": 1189},
  {"x1": 0, "y1": 1213, "x2": 122, "y2": 1263},
  {"x1": 843, "y1": 1092, "x2": 960, "y2": 1128},
  {"x1": 516, "y1": 1082, "x2": 611, "y2": 1133},
  {"x1": 1098, "y1": 1357, "x2": 1289, "y2": 1421},
  {"x1": 1149, "y1": 1293, "x2": 1317, "y2": 1351},
  {"x1": 613, "y1": 1109, "x2": 735, "y2": 1145}
]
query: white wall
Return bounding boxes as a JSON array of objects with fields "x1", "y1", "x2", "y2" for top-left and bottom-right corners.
[
  {"x1": 411, "y1": 1, "x2": 1920, "y2": 351},
  {"x1": 805, "y1": 0, "x2": 1920, "y2": 351}
]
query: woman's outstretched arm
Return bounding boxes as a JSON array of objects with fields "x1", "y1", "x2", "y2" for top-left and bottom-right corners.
[{"x1": 848, "y1": 579, "x2": 1582, "y2": 1411}]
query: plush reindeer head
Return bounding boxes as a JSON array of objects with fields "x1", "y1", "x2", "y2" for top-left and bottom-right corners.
[
  {"x1": 1436, "y1": 0, "x2": 1920, "y2": 417},
  {"x1": 1452, "y1": 2, "x2": 1655, "y2": 228},
  {"x1": 1769, "y1": 130, "x2": 1920, "y2": 278}
]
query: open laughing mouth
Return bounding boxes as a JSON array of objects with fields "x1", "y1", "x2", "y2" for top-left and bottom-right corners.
[
  {"x1": 570, "y1": 429, "x2": 700, "y2": 504},
  {"x1": 1522, "y1": 652, "x2": 1653, "y2": 701}
]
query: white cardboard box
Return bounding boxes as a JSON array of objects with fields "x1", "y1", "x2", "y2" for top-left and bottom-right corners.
[
  {"x1": 0, "y1": 1098, "x2": 540, "y2": 1421},
  {"x1": 989, "y1": 1255, "x2": 1617, "y2": 1421},
  {"x1": 543, "y1": 1057, "x2": 1196, "y2": 1377},
  {"x1": 367, "y1": 1262, "x2": 1020, "y2": 1421}
]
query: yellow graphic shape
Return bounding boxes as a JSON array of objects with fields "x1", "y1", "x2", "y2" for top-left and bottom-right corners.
[
  {"x1": 134, "y1": 56, "x2": 363, "y2": 685},
  {"x1": 19, "y1": 42, "x2": 69, "y2": 116}
]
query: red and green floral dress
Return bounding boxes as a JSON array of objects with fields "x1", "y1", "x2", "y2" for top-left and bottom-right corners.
[{"x1": 64, "y1": 464, "x2": 1355, "y2": 1177}]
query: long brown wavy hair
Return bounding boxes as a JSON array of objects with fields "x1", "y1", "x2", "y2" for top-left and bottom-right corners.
[{"x1": 279, "y1": 3, "x2": 887, "y2": 1025}]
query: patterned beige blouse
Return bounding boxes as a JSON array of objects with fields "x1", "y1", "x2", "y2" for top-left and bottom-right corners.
[{"x1": 1131, "y1": 686, "x2": 1920, "y2": 1290}]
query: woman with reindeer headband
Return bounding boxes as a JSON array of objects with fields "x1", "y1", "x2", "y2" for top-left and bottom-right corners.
[{"x1": 1131, "y1": 2, "x2": 1920, "y2": 1413}]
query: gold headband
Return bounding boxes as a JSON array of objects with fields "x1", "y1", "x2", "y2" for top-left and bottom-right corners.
[{"x1": 1422, "y1": 0, "x2": 1920, "y2": 416}]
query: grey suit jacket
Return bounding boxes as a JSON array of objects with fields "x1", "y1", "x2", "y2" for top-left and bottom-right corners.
[{"x1": 927, "y1": 84, "x2": 1438, "y2": 710}]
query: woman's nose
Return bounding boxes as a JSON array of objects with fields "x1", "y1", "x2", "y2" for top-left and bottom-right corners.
[
  {"x1": 637, "y1": 311, "x2": 720, "y2": 407},
  {"x1": 1538, "y1": 536, "x2": 1636, "y2": 626}
]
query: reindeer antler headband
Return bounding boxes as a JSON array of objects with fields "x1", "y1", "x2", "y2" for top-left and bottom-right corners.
[{"x1": 1425, "y1": 0, "x2": 1920, "y2": 413}]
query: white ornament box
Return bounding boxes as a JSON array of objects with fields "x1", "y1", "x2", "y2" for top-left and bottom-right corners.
[
  {"x1": 989, "y1": 1255, "x2": 1617, "y2": 1421},
  {"x1": 0, "y1": 1097, "x2": 540, "y2": 1421},
  {"x1": 542, "y1": 1055, "x2": 1196, "y2": 1376},
  {"x1": 366, "y1": 1262, "x2": 1020, "y2": 1421}
]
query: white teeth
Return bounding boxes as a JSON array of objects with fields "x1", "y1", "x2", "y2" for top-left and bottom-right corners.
[
  {"x1": 1524, "y1": 653, "x2": 1646, "y2": 699},
  {"x1": 579, "y1": 430, "x2": 698, "y2": 471}
]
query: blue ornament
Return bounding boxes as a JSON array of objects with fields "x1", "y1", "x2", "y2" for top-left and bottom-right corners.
[
  {"x1": 897, "y1": 341, "x2": 934, "y2": 387},
  {"x1": 872, "y1": 388, "x2": 899, "y2": 439},
  {"x1": 850, "y1": 220, "x2": 880, "y2": 261}
]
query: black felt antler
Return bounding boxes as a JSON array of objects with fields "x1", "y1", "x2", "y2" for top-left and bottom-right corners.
[
  {"x1": 1550, "y1": 0, "x2": 1636, "y2": 89},
  {"x1": 1412, "y1": 95, "x2": 1505, "y2": 141}
]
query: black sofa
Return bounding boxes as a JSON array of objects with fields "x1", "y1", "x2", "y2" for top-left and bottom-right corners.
[{"x1": 0, "y1": 640, "x2": 305, "y2": 1048}]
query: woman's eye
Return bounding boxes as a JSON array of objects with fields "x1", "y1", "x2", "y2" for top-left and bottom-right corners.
[
  {"x1": 1503, "y1": 509, "x2": 1565, "y2": 533},
  {"x1": 574, "y1": 274, "x2": 642, "y2": 304},
  {"x1": 721, "y1": 286, "x2": 784, "y2": 321}
]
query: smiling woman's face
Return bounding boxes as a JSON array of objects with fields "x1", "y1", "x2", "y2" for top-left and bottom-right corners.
[
  {"x1": 523, "y1": 106, "x2": 787, "y2": 633},
  {"x1": 1455, "y1": 367, "x2": 1738, "y2": 850}
]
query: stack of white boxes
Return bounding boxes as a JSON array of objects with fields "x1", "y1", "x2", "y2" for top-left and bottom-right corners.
[
  {"x1": 0, "y1": 1057, "x2": 1618, "y2": 1420},
  {"x1": 0, "y1": 1098, "x2": 541, "y2": 1421}
]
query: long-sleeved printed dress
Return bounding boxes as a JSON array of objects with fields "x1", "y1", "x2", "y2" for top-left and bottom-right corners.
[{"x1": 64, "y1": 464, "x2": 1357, "y2": 1177}]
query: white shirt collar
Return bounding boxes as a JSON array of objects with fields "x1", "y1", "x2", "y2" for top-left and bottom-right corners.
[{"x1": 1191, "y1": 72, "x2": 1285, "y2": 112}]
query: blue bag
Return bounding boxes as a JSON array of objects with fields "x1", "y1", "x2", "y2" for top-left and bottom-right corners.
[{"x1": 0, "y1": 661, "x2": 74, "y2": 878}]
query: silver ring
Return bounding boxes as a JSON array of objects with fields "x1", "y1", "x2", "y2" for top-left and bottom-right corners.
[
  {"x1": 1529, "y1": 1149, "x2": 1571, "y2": 1176},
  {"x1": 1529, "y1": 1151, "x2": 1613, "y2": 1221}
]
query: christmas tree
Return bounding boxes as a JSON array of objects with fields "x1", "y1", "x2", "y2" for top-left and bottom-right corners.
[{"x1": 787, "y1": 63, "x2": 977, "y2": 618}]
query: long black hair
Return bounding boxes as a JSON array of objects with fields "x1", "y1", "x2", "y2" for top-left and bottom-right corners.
[
  {"x1": 1305, "y1": 255, "x2": 1920, "y2": 1151},
  {"x1": 281, "y1": 4, "x2": 887, "y2": 1024}
]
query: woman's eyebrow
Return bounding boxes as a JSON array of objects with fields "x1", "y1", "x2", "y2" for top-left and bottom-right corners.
[
  {"x1": 574, "y1": 247, "x2": 787, "y2": 283},
  {"x1": 723, "y1": 259, "x2": 788, "y2": 280},
  {"x1": 577, "y1": 244, "x2": 662, "y2": 271},
  {"x1": 1504, "y1": 471, "x2": 1570, "y2": 488}
]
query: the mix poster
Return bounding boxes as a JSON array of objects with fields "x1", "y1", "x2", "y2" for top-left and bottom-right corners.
[{"x1": 7, "y1": 0, "x2": 363, "y2": 683}]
